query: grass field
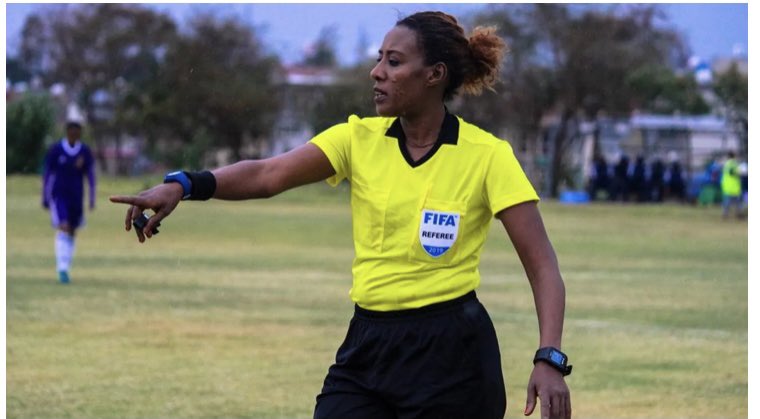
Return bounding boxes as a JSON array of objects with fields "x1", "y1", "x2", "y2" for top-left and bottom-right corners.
[{"x1": 6, "y1": 174, "x2": 748, "y2": 419}]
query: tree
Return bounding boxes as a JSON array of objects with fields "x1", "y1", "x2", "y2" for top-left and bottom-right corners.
[
  {"x1": 18, "y1": 14, "x2": 47, "y2": 77},
  {"x1": 534, "y1": 4, "x2": 689, "y2": 196},
  {"x1": 144, "y1": 14, "x2": 281, "y2": 164},
  {"x1": 541, "y1": 5, "x2": 688, "y2": 116},
  {"x1": 7, "y1": 94, "x2": 56, "y2": 174},
  {"x1": 625, "y1": 64, "x2": 710, "y2": 114},
  {"x1": 302, "y1": 25, "x2": 339, "y2": 68},
  {"x1": 18, "y1": 4, "x2": 178, "y2": 174},
  {"x1": 460, "y1": 4, "x2": 689, "y2": 196},
  {"x1": 6, "y1": 58, "x2": 32, "y2": 84},
  {"x1": 303, "y1": 60, "x2": 377, "y2": 135},
  {"x1": 292, "y1": 26, "x2": 377, "y2": 135},
  {"x1": 713, "y1": 63, "x2": 748, "y2": 158}
]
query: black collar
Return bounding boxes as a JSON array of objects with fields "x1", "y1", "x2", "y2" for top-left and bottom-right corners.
[{"x1": 385, "y1": 111, "x2": 459, "y2": 168}]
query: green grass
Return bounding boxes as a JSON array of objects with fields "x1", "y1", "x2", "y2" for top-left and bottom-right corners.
[{"x1": 7, "y1": 175, "x2": 747, "y2": 418}]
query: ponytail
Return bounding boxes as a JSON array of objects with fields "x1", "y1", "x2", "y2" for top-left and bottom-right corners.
[{"x1": 462, "y1": 26, "x2": 506, "y2": 96}]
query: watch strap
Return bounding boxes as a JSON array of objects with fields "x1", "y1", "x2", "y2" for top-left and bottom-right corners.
[
  {"x1": 163, "y1": 171, "x2": 192, "y2": 200},
  {"x1": 533, "y1": 347, "x2": 572, "y2": 376}
]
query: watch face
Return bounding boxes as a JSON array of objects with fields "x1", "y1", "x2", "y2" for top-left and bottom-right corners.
[{"x1": 549, "y1": 350, "x2": 565, "y2": 365}]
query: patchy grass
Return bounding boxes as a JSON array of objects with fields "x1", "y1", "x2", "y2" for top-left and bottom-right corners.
[{"x1": 7, "y1": 175, "x2": 747, "y2": 418}]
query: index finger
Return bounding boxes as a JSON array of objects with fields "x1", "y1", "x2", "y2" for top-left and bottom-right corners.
[{"x1": 110, "y1": 195, "x2": 141, "y2": 206}]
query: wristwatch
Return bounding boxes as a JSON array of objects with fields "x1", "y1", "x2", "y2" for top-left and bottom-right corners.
[
  {"x1": 164, "y1": 171, "x2": 192, "y2": 200},
  {"x1": 533, "y1": 347, "x2": 572, "y2": 376}
]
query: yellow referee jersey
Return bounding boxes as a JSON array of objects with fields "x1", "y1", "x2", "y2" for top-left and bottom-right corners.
[{"x1": 310, "y1": 112, "x2": 539, "y2": 311}]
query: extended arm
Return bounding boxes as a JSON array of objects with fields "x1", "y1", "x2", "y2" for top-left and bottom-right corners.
[
  {"x1": 87, "y1": 161, "x2": 96, "y2": 210},
  {"x1": 110, "y1": 143, "x2": 335, "y2": 242},
  {"x1": 211, "y1": 143, "x2": 335, "y2": 200},
  {"x1": 497, "y1": 201, "x2": 570, "y2": 419},
  {"x1": 42, "y1": 151, "x2": 53, "y2": 209}
]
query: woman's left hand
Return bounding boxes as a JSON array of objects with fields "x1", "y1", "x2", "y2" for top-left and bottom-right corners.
[{"x1": 524, "y1": 362, "x2": 571, "y2": 419}]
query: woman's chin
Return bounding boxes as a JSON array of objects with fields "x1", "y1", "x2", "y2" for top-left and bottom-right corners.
[{"x1": 375, "y1": 105, "x2": 397, "y2": 117}]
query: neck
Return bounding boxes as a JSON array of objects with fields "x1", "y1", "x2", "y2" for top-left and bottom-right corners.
[
  {"x1": 400, "y1": 105, "x2": 446, "y2": 147},
  {"x1": 66, "y1": 138, "x2": 78, "y2": 146}
]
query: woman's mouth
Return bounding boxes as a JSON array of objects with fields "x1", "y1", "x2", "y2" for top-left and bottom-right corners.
[{"x1": 374, "y1": 88, "x2": 388, "y2": 103}]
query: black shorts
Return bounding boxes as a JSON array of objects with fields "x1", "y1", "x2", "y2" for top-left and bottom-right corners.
[{"x1": 314, "y1": 291, "x2": 506, "y2": 419}]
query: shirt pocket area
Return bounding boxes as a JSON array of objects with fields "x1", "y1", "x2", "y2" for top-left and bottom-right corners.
[
  {"x1": 350, "y1": 178, "x2": 391, "y2": 253},
  {"x1": 408, "y1": 198, "x2": 468, "y2": 265}
]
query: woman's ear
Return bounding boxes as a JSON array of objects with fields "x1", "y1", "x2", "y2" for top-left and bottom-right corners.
[{"x1": 427, "y1": 62, "x2": 447, "y2": 87}]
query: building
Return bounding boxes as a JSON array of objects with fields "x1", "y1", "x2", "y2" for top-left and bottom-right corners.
[
  {"x1": 266, "y1": 66, "x2": 338, "y2": 157},
  {"x1": 538, "y1": 112, "x2": 740, "y2": 196},
  {"x1": 621, "y1": 113, "x2": 739, "y2": 173}
]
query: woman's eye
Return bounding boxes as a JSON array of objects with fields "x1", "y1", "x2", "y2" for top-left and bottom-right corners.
[{"x1": 389, "y1": 59, "x2": 399, "y2": 66}]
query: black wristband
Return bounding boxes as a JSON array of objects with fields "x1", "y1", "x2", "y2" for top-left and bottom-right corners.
[{"x1": 184, "y1": 171, "x2": 217, "y2": 201}]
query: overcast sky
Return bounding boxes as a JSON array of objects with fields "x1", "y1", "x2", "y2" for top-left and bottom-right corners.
[{"x1": 5, "y1": 3, "x2": 749, "y2": 66}]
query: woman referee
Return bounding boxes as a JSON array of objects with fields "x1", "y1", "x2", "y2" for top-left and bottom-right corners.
[{"x1": 112, "y1": 11, "x2": 571, "y2": 419}]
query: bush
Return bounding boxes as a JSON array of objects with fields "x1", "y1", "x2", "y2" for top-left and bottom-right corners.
[{"x1": 7, "y1": 94, "x2": 56, "y2": 174}]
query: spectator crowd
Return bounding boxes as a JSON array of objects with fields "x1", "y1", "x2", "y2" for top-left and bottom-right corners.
[{"x1": 587, "y1": 152, "x2": 748, "y2": 213}]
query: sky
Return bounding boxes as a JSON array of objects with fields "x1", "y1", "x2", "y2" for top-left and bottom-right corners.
[{"x1": 4, "y1": 3, "x2": 749, "y2": 67}]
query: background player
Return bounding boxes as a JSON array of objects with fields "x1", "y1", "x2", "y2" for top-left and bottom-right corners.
[{"x1": 42, "y1": 120, "x2": 96, "y2": 284}]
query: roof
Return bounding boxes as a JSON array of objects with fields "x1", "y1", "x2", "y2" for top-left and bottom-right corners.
[
  {"x1": 629, "y1": 114, "x2": 729, "y2": 132},
  {"x1": 282, "y1": 66, "x2": 337, "y2": 86}
]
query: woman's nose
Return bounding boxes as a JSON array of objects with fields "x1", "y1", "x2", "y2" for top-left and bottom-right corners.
[{"x1": 370, "y1": 61, "x2": 384, "y2": 81}]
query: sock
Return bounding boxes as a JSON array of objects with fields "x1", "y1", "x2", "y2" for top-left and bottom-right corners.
[{"x1": 55, "y1": 231, "x2": 76, "y2": 273}]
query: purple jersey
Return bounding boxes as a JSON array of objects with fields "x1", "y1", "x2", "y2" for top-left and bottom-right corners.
[{"x1": 42, "y1": 139, "x2": 96, "y2": 209}]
